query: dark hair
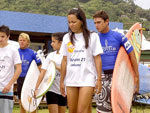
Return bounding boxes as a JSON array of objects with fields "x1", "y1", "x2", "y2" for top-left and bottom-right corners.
[
  {"x1": 68, "y1": 8, "x2": 90, "y2": 48},
  {"x1": 0, "y1": 25, "x2": 10, "y2": 36},
  {"x1": 52, "y1": 32, "x2": 67, "y2": 42},
  {"x1": 93, "y1": 11, "x2": 109, "y2": 22}
]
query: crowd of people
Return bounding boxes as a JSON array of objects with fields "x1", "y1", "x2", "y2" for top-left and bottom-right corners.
[{"x1": 0, "y1": 7, "x2": 139, "y2": 113}]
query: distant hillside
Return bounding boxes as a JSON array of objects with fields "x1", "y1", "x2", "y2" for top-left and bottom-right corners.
[{"x1": 0, "y1": 0, "x2": 149, "y2": 37}]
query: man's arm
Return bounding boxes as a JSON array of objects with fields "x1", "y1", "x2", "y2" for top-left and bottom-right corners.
[
  {"x1": 2, "y1": 63, "x2": 22, "y2": 93},
  {"x1": 129, "y1": 50, "x2": 139, "y2": 93}
]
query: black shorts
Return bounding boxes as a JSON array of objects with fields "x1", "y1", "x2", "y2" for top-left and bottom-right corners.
[
  {"x1": 46, "y1": 91, "x2": 67, "y2": 106},
  {"x1": 17, "y1": 77, "x2": 25, "y2": 99}
]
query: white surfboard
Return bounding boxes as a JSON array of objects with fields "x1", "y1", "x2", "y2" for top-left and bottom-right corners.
[
  {"x1": 21, "y1": 60, "x2": 42, "y2": 112},
  {"x1": 21, "y1": 50, "x2": 56, "y2": 112},
  {"x1": 21, "y1": 50, "x2": 45, "y2": 112},
  {"x1": 36, "y1": 61, "x2": 56, "y2": 98}
]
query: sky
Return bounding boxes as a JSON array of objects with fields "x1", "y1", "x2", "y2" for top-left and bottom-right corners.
[{"x1": 134, "y1": 0, "x2": 150, "y2": 9}]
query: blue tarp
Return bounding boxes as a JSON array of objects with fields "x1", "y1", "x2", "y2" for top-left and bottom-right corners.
[
  {"x1": 133, "y1": 64, "x2": 150, "y2": 104},
  {"x1": 0, "y1": 10, "x2": 123, "y2": 33},
  {"x1": 139, "y1": 64, "x2": 150, "y2": 94}
]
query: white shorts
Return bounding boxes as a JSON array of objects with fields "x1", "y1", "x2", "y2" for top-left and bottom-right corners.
[{"x1": 0, "y1": 99, "x2": 13, "y2": 113}]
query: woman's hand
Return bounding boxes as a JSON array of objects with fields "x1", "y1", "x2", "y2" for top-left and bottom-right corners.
[
  {"x1": 60, "y1": 80, "x2": 66, "y2": 97},
  {"x1": 95, "y1": 79, "x2": 102, "y2": 94},
  {"x1": 34, "y1": 89, "x2": 39, "y2": 99}
]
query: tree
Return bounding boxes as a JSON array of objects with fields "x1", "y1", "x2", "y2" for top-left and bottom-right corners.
[{"x1": 77, "y1": 0, "x2": 90, "y2": 3}]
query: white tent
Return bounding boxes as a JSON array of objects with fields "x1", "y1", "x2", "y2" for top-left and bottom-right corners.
[
  {"x1": 141, "y1": 35, "x2": 150, "y2": 50},
  {"x1": 113, "y1": 28, "x2": 150, "y2": 50},
  {"x1": 8, "y1": 40, "x2": 20, "y2": 49}
]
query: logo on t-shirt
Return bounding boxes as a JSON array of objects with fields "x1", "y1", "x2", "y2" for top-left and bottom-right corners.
[
  {"x1": 67, "y1": 42, "x2": 75, "y2": 53},
  {"x1": 124, "y1": 40, "x2": 132, "y2": 51},
  {"x1": 0, "y1": 65, "x2": 5, "y2": 72},
  {"x1": 102, "y1": 40, "x2": 117, "y2": 52},
  {"x1": 21, "y1": 55, "x2": 30, "y2": 65},
  {"x1": 0, "y1": 56, "x2": 10, "y2": 61},
  {"x1": 122, "y1": 35, "x2": 126, "y2": 41}
]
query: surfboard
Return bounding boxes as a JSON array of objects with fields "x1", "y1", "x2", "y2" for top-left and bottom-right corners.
[
  {"x1": 36, "y1": 61, "x2": 56, "y2": 98},
  {"x1": 21, "y1": 51, "x2": 56, "y2": 112},
  {"x1": 111, "y1": 23, "x2": 142, "y2": 113},
  {"x1": 21, "y1": 60, "x2": 42, "y2": 112}
]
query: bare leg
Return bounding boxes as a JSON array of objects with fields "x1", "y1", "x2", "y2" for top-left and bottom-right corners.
[
  {"x1": 77, "y1": 87, "x2": 94, "y2": 113},
  {"x1": 31, "y1": 109, "x2": 36, "y2": 113},
  {"x1": 58, "y1": 106, "x2": 66, "y2": 113},
  {"x1": 48, "y1": 104, "x2": 58, "y2": 113},
  {"x1": 86, "y1": 103, "x2": 92, "y2": 113},
  {"x1": 19, "y1": 100, "x2": 26, "y2": 113},
  {"x1": 67, "y1": 87, "x2": 79, "y2": 113}
]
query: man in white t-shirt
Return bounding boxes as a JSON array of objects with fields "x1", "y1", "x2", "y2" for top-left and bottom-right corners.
[{"x1": 0, "y1": 25, "x2": 22, "y2": 113}]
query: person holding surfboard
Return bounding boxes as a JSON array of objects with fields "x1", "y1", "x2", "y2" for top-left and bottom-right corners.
[
  {"x1": 60, "y1": 8, "x2": 103, "y2": 113},
  {"x1": 0, "y1": 25, "x2": 22, "y2": 113},
  {"x1": 35, "y1": 32, "x2": 67, "y2": 113},
  {"x1": 17, "y1": 33, "x2": 42, "y2": 113},
  {"x1": 93, "y1": 11, "x2": 139, "y2": 113}
]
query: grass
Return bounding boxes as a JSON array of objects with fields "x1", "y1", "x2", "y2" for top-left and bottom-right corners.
[
  {"x1": 132, "y1": 104, "x2": 150, "y2": 113},
  {"x1": 13, "y1": 105, "x2": 150, "y2": 113},
  {"x1": 13, "y1": 106, "x2": 97, "y2": 113}
]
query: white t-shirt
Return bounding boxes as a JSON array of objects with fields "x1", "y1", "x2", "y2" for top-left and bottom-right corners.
[
  {"x1": 0, "y1": 44, "x2": 22, "y2": 93},
  {"x1": 60, "y1": 32, "x2": 103, "y2": 87},
  {"x1": 42, "y1": 51, "x2": 63, "y2": 95}
]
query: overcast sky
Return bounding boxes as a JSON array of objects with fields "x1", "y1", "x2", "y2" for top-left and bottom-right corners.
[{"x1": 134, "y1": 0, "x2": 150, "y2": 9}]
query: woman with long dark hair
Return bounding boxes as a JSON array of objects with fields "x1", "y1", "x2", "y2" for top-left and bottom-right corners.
[{"x1": 60, "y1": 8, "x2": 103, "y2": 113}]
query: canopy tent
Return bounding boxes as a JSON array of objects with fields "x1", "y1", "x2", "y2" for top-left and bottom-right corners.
[
  {"x1": 141, "y1": 36, "x2": 150, "y2": 50},
  {"x1": 113, "y1": 28, "x2": 150, "y2": 50},
  {"x1": 8, "y1": 40, "x2": 20, "y2": 49}
]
